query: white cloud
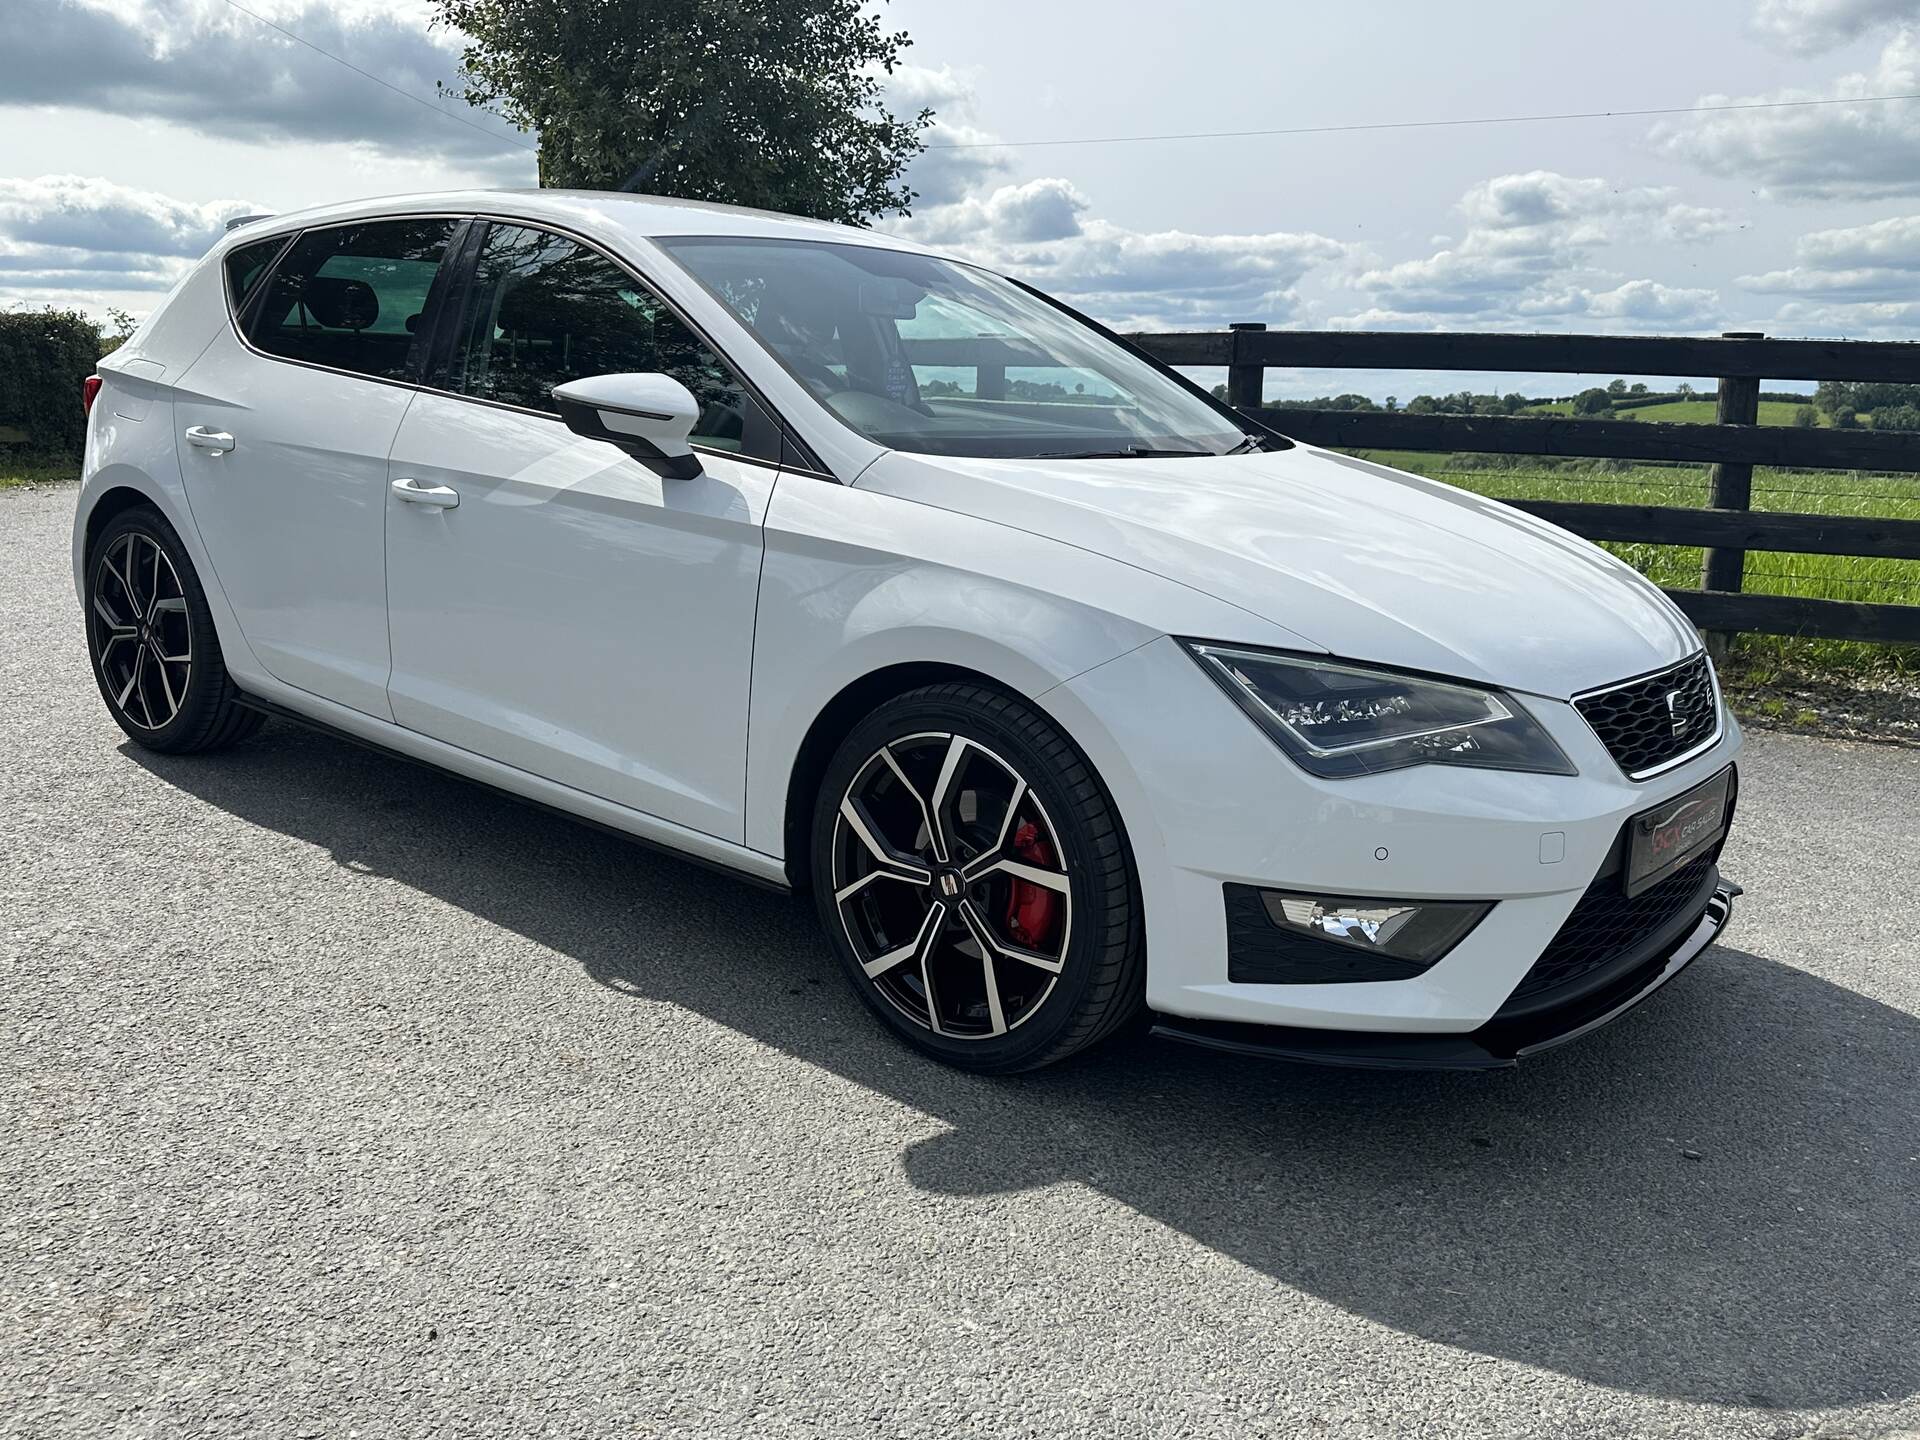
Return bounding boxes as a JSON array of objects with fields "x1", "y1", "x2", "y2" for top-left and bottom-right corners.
[
  {"x1": 890, "y1": 88, "x2": 1733, "y2": 336},
  {"x1": 0, "y1": 174, "x2": 255, "y2": 300},
  {"x1": 884, "y1": 68, "x2": 1347, "y2": 328},
  {"x1": 0, "y1": 0, "x2": 529, "y2": 176},
  {"x1": 1339, "y1": 172, "x2": 1729, "y2": 331},
  {"x1": 1739, "y1": 212, "x2": 1920, "y2": 297},
  {"x1": 891, "y1": 66, "x2": 1013, "y2": 211},
  {"x1": 1771, "y1": 296, "x2": 1920, "y2": 335},
  {"x1": 909, "y1": 176, "x2": 1091, "y2": 246},
  {"x1": 1535, "y1": 280, "x2": 1722, "y2": 324},
  {"x1": 1752, "y1": 0, "x2": 1920, "y2": 52},
  {"x1": 1651, "y1": 27, "x2": 1920, "y2": 199},
  {"x1": 1024, "y1": 223, "x2": 1347, "y2": 330}
]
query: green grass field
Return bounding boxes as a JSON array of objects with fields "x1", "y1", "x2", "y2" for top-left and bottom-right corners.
[
  {"x1": 1349, "y1": 451, "x2": 1920, "y2": 674},
  {"x1": 1615, "y1": 398, "x2": 1825, "y2": 426},
  {"x1": 1523, "y1": 398, "x2": 1825, "y2": 425}
]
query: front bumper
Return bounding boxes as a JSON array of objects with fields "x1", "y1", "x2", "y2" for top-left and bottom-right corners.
[
  {"x1": 1152, "y1": 879, "x2": 1735, "y2": 1069},
  {"x1": 1046, "y1": 634, "x2": 1746, "y2": 1040}
]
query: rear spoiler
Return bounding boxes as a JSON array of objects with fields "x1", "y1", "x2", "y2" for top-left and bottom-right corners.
[{"x1": 224, "y1": 213, "x2": 276, "y2": 232}]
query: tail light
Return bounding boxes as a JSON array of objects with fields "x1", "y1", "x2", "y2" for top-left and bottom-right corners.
[{"x1": 82, "y1": 375, "x2": 103, "y2": 415}]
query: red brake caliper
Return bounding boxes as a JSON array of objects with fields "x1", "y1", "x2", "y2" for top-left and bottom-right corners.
[{"x1": 1003, "y1": 820, "x2": 1058, "y2": 948}]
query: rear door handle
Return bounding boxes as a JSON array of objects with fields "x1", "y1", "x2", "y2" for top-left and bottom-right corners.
[
  {"x1": 391, "y1": 477, "x2": 459, "y2": 509},
  {"x1": 184, "y1": 426, "x2": 235, "y2": 454}
]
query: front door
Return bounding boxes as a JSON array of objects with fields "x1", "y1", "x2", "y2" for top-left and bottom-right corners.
[
  {"x1": 176, "y1": 217, "x2": 461, "y2": 718},
  {"x1": 383, "y1": 222, "x2": 782, "y2": 841}
]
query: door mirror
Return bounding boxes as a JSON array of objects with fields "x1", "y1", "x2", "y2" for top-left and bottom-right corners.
[{"x1": 551, "y1": 373, "x2": 704, "y2": 480}]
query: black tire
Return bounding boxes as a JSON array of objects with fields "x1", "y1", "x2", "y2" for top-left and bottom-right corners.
[
  {"x1": 810, "y1": 681, "x2": 1145, "y2": 1073},
  {"x1": 85, "y1": 504, "x2": 265, "y2": 754}
]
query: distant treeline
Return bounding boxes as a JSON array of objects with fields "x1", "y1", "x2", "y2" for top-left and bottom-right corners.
[
  {"x1": 1222, "y1": 377, "x2": 1919, "y2": 432},
  {"x1": 1813, "y1": 381, "x2": 1920, "y2": 432}
]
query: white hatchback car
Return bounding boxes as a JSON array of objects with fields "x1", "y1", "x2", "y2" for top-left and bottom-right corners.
[{"x1": 76, "y1": 189, "x2": 1740, "y2": 1072}]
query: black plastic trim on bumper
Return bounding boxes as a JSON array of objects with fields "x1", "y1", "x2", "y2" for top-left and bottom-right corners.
[{"x1": 1150, "y1": 882, "x2": 1736, "y2": 1071}]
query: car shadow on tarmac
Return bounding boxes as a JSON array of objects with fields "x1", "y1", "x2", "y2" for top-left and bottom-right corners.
[{"x1": 129, "y1": 723, "x2": 1920, "y2": 1411}]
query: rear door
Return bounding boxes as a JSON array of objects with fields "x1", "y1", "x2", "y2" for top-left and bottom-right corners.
[
  {"x1": 383, "y1": 221, "x2": 784, "y2": 840},
  {"x1": 176, "y1": 217, "x2": 462, "y2": 718}
]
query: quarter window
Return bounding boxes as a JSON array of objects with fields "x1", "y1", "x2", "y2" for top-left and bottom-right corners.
[
  {"x1": 223, "y1": 235, "x2": 288, "y2": 314},
  {"x1": 448, "y1": 223, "x2": 775, "y2": 460},
  {"x1": 248, "y1": 219, "x2": 457, "y2": 381}
]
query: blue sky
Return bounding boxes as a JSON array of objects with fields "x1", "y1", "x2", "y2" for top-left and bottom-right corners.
[{"x1": 3, "y1": 0, "x2": 1918, "y2": 399}]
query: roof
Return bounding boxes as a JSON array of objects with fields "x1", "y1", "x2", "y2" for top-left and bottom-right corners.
[{"x1": 221, "y1": 188, "x2": 939, "y2": 258}]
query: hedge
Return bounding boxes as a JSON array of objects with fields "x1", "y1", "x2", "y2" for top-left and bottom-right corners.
[{"x1": 0, "y1": 309, "x2": 105, "y2": 460}]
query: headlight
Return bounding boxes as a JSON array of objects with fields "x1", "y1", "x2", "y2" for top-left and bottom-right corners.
[{"x1": 1182, "y1": 642, "x2": 1576, "y2": 779}]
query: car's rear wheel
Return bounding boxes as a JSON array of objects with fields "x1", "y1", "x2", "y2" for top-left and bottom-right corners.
[
  {"x1": 810, "y1": 682, "x2": 1145, "y2": 1073},
  {"x1": 86, "y1": 505, "x2": 264, "y2": 754}
]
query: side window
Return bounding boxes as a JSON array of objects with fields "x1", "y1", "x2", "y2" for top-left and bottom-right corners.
[
  {"x1": 223, "y1": 235, "x2": 288, "y2": 315},
  {"x1": 249, "y1": 219, "x2": 457, "y2": 381},
  {"x1": 450, "y1": 223, "x2": 774, "y2": 460}
]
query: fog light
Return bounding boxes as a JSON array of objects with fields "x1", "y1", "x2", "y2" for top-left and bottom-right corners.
[{"x1": 1259, "y1": 890, "x2": 1491, "y2": 965}]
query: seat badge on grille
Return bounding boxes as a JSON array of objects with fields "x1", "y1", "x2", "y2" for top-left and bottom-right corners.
[{"x1": 1665, "y1": 690, "x2": 1689, "y2": 737}]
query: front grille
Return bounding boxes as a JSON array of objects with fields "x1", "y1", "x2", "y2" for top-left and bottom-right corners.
[
  {"x1": 1506, "y1": 853, "x2": 1716, "y2": 1007},
  {"x1": 1575, "y1": 653, "x2": 1719, "y2": 779}
]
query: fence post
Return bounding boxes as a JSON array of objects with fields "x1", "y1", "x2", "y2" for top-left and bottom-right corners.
[
  {"x1": 1227, "y1": 322, "x2": 1267, "y2": 411},
  {"x1": 1699, "y1": 331, "x2": 1764, "y2": 662}
]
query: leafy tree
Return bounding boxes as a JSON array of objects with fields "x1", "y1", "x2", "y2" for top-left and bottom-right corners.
[
  {"x1": 1572, "y1": 387, "x2": 1614, "y2": 416},
  {"x1": 434, "y1": 0, "x2": 934, "y2": 225},
  {"x1": 1791, "y1": 405, "x2": 1817, "y2": 429},
  {"x1": 1606, "y1": 378, "x2": 1629, "y2": 398}
]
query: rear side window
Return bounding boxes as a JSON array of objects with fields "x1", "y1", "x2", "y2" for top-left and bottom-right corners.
[
  {"x1": 248, "y1": 219, "x2": 457, "y2": 382},
  {"x1": 223, "y1": 236, "x2": 288, "y2": 313},
  {"x1": 447, "y1": 222, "x2": 778, "y2": 461}
]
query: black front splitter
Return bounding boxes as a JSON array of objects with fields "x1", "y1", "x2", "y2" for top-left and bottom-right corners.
[{"x1": 1150, "y1": 884, "x2": 1737, "y2": 1071}]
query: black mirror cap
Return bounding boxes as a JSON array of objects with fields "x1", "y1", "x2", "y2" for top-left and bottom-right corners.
[{"x1": 553, "y1": 393, "x2": 704, "y2": 480}]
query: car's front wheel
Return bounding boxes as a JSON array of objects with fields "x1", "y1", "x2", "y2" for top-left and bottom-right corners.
[
  {"x1": 85, "y1": 505, "x2": 264, "y2": 754},
  {"x1": 811, "y1": 682, "x2": 1145, "y2": 1073}
]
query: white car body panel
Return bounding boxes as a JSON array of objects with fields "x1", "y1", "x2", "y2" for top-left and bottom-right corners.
[
  {"x1": 71, "y1": 187, "x2": 1745, "y2": 1048},
  {"x1": 173, "y1": 325, "x2": 409, "y2": 719},
  {"x1": 740, "y1": 471, "x2": 1314, "y2": 857},
  {"x1": 856, "y1": 447, "x2": 1701, "y2": 699},
  {"x1": 385, "y1": 392, "x2": 774, "y2": 841}
]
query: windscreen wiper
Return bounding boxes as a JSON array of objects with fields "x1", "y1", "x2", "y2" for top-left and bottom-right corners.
[{"x1": 1030, "y1": 445, "x2": 1220, "y2": 459}]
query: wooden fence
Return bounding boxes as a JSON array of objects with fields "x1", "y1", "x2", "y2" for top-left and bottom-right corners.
[{"x1": 1118, "y1": 327, "x2": 1920, "y2": 648}]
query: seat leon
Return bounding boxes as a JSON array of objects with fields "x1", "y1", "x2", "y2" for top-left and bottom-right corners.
[{"x1": 74, "y1": 190, "x2": 1741, "y2": 1072}]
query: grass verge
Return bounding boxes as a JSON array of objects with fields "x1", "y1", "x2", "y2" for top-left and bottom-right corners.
[{"x1": 1, "y1": 458, "x2": 79, "y2": 489}]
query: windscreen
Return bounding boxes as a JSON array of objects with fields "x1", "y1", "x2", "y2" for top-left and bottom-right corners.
[{"x1": 660, "y1": 236, "x2": 1251, "y2": 460}]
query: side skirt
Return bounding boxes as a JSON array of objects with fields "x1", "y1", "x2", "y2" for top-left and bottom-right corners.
[{"x1": 233, "y1": 690, "x2": 794, "y2": 895}]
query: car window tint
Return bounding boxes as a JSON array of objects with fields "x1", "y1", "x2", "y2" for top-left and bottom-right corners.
[
  {"x1": 249, "y1": 219, "x2": 457, "y2": 382},
  {"x1": 450, "y1": 223, "x2": 769, "y2": 458},
  {"x1": 223, "y1": 236, "x2": 287, "y2": 314}
]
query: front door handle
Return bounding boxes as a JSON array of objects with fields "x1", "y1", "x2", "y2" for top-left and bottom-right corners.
[
  {"x1": 391, "y1": 477, "x2": 459, "y2": 509},
  {"x1": 184, "y1": 425, "x2": 235, "y2": 455}
]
